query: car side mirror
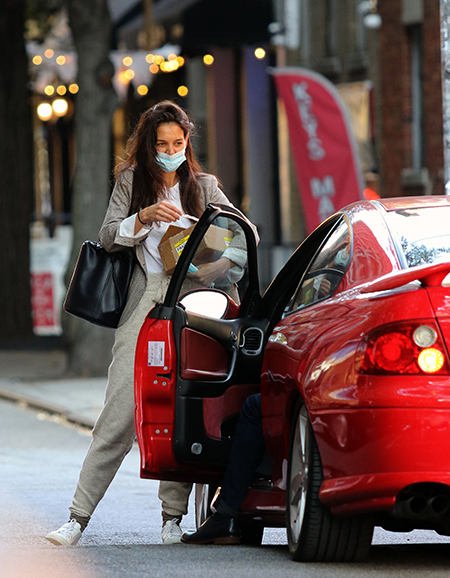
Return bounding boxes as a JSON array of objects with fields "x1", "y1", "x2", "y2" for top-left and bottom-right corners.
[{"x1": 179, "y1": 289, "x2": 230, "y2": 319}]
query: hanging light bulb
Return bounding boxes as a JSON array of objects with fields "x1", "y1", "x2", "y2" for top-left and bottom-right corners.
[{"x1": 359, "y1": 0, "x2": 382, "y2": 29}]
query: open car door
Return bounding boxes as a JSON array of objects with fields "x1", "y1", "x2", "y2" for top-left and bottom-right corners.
[{"x1": 134, "y1": 204, "x2": 263, "y2": 484}]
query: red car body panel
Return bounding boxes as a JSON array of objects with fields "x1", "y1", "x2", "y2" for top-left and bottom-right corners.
[
  {"x1": 261, "y1": 278, "x2": 450, "y2": 517},
  {"x1": 135, "y1": 317, "x2": 178, "y2": 477}
]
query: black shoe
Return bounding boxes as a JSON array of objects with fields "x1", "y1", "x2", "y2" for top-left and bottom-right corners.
[{"x1": 181, "y1": 512, "x2": 241, "y2": 545}]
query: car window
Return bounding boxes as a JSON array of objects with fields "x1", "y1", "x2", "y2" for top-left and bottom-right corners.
[
  {"x1": 384, "y1": 207, "x2": 450, "y2": 268},
  {"x1": 285, "y1": 219, "x2": 351, "y2": 313},
  {"x1": 173, "y1": 214, "x2": 250, "y2": 306}
]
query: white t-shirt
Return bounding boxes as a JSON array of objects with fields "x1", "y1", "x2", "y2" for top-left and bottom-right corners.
[{"x1": 119, "y1": 182, "x2": 196, "y2": 273}]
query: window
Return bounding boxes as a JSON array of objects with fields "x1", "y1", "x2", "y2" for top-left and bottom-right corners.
[
  {"x1": 410, "y1": 24, "x2": 423, "y2": 171},
  {"x1": 385, "y1": 207, "x2": 450, "y2": 268},
  {"x1": 285, "y1": 219, "x2": 351, "y2": 313},
  {"x1": 325, "y1": 0, "x2": 338, "y2": 57}
]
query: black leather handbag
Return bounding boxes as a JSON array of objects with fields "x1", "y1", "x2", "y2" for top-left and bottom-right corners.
[{"x1": 63, "y1": 241, "x2": 136, "y2": 328}]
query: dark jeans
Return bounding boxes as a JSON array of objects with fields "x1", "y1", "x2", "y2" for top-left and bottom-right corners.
[{"x1": 216, "y1": 393, "x2": 265, "y2": 517}]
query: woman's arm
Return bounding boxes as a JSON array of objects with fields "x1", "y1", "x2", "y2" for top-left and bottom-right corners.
[
  {"x1": 99, "y1": 170, "x2": 183, "y2": 251},
  {"x1": 205, "y1": 177, "x2": 260, "y2": 245}
]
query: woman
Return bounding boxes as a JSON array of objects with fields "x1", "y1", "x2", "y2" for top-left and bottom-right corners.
[{"x1": 45, "y1": 101, "x2": 258, "y2": 546}]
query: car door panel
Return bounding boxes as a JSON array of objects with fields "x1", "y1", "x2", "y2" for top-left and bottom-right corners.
[
  {"x1": 135, "y1": 205, "x2": 264, "y2": 482},
  {"x1": 202, "y1": 383, "x2": 261, "y2": 439},
  {"x1": 134, "y1": 316, "x2": 177, "y2": 476},
  {"x1": 171, "y1": 306, "x2": 268, "y2": 466},
  {"x1": 180, "y1": 328, "x2": 230, "y2": 380}
]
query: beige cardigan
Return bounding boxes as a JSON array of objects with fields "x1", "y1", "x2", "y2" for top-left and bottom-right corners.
[{"x1": 98, "y1": 169, "x2": 259, "y2": 325}]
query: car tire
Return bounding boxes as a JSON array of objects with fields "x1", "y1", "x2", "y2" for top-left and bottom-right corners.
[{"x1": 286, "y1": 403, "x2": 374, "y2": 562}]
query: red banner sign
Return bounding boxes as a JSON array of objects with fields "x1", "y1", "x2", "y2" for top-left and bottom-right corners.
[
  {"x1": 31, "y1": 272, "x2": 56, "y2": 331},
  {"x1": 271, "y1": 67, "x2": 364, "y2": 233}
]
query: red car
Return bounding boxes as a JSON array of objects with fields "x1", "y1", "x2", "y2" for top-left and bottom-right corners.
[{"x1": 134, "y1": 197, "x2": 450, "y2": 562}]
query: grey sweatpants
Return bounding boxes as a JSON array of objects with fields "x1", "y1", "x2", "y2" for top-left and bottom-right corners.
[{"x1": 70, "y1": 272, "x2": 193, "y2": 521}]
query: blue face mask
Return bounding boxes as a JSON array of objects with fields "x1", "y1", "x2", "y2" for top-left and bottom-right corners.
[
  {"x1": 334, "y1": 248, "x2": 349, "y2": 268},
  {"x1": 155, "y1": 148, "x2": 186, "y2": 173}
]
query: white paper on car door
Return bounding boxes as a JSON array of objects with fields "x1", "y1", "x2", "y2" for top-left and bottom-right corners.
[{"x1": 148, "y1": 341, "x2": 165, "y2": 366}]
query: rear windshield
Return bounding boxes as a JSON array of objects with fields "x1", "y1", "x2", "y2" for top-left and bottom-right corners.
[{"x1": 385, "y1": 207, "x2": 450, "y2": 268}]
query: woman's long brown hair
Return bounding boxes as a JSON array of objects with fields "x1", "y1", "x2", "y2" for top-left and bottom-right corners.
[{"x1": 115, "y1": 101, "x2": 204, "y2": 217}]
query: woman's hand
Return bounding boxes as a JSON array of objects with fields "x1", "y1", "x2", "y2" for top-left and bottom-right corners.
[
  {"x1": 189, "y1": 257, "x2": 232, "y2": 287},
  {"x1": 135, "y1": 201, "x2": 183, "y2": 233}
]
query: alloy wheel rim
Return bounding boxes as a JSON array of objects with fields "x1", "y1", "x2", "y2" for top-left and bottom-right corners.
[
  {"x1": 197, "y1": 484, "x2": 210, "y2": 526},
  {"x1": 289, "y1": 405, "x2": 309, "y2": 543}
]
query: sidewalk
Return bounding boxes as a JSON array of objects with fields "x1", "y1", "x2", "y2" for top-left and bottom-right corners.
[{"x1": 0, "y1": 350, "x2": 106, "y2": 429}]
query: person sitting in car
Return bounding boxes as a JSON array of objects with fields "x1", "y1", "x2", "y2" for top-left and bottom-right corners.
[{"x1": 181, "y1": 393, "x2": 264, "y2": 545}]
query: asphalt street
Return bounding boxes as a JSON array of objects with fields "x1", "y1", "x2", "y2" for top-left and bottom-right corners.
[
  {"x1": 2, "y1": 395, "x2": 450, "y2": 578},
  {"x1": 2, "y1": 349, "x2": 450, "y2": 576}
]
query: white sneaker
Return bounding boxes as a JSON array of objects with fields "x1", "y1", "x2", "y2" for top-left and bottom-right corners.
[
  {"x1": 161, "y1": 519, "x2": 183, "y2": 544},
  {"x1": 45, "y1": 519, "x2": 82, "y2": 546}
]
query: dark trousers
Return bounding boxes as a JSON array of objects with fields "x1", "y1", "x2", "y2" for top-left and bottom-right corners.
[{"x1": 216, "y1": 393, "x2": 265, "y2": 517}]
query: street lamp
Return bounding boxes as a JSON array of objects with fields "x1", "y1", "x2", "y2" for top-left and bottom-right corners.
[{"x1": 358, "y1": 0, "x2": 382, "y2": 29}]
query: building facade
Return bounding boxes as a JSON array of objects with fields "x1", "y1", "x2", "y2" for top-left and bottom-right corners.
[
  {"x1": 272, "y1": 0, "x2": 444, "y2": 201},
  {"x1": 30, "y1": 0, "x2": 447, "y2": 307}
]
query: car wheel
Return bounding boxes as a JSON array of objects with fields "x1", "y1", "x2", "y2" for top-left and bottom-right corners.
[
  {"x1": 286, "y1": 403, "x2": 374, "y2": 562},
  {"x1": 195, "y1": 483, "x2": 218, "y2": 528}
]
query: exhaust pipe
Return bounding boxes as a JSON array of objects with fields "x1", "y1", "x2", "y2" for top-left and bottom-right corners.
[
  {"x1": 392, "y1": 493, "x2": 450, "y2": 521},
  {"x1": 429, "y1": 495, "x2": 450, "y2": 516},
  {"x1": 392, "y1": 495, "x2": 427, "y2": 519}
]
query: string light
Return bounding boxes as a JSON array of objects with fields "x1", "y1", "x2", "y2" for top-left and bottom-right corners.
[
  {"x1": 177, "y1": 85, "x2": 188, "y2": 97},
  {"x1": 203, "y1": 54, "x2": 214, "y2": 66},
  {"x1": 52, "y1": 98, "x2": 68, "y2": 117},
  {"x1": 37, "y1": 103, "x2": 52, "y2": 121},
  {"x1": 254, "y1": 48, "x2": 266, "y2": 59},
  {"x1": 31, "y1": 51, "x2": 187, "y2": 99},
  {"x1": 161, "y1": 60, "x2": 179, "y2": 72},
  {"x1": 117, "y1": 71, "x2": 129, "y2": 85}
]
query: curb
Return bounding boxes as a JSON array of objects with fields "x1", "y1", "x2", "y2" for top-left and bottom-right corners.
[{"x1": 0, "y1": 388, "x2": 95, "y2": 430}]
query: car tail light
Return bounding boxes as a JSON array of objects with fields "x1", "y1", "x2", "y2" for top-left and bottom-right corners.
[
  {"x1": 417, "y1": 348, "x2": 445, "y2": 373},
  {"x1": 356, "y1": 321, "x2": 450, "y2": 375}
]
